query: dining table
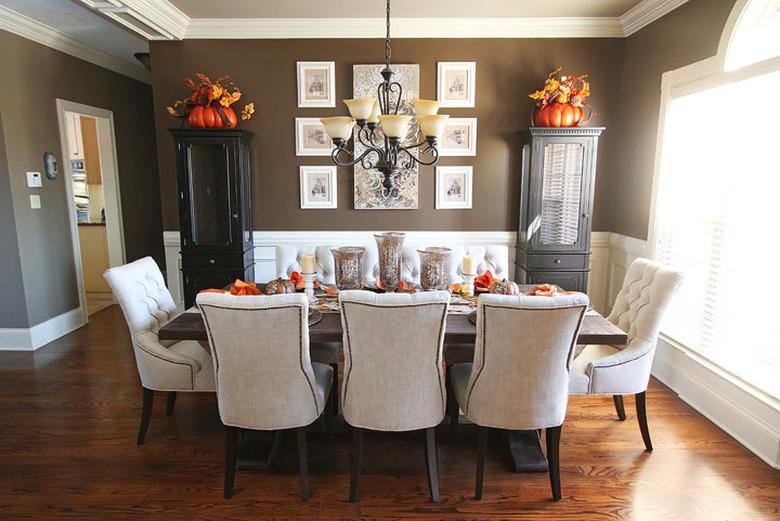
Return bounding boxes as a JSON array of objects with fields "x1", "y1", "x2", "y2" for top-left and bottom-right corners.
[{"x1": 158, "y1": 287, "x2": 628, "y2": 473}]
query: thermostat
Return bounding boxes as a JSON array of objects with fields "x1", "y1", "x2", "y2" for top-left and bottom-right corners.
[{"x1": 26, "y1": 171, "x2": 43, "y2": 188}]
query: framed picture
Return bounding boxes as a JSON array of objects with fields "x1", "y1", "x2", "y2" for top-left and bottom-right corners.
[
  {"x1": 300, "y1": 166, "x2": 338, "y2": 209},
  {"x1": 436, "y1": 166, "x2": 473, "y2": 209},
  {"x1": 437, "y1": 62, "x2": 476, "y2": 108},
  {"x1": 297, "y1": 61, "x2": 335, "y2": 107},
  {"x1": 438, "y1": 118, "x2": 477, "y2": 156},
  {"x1": 295, "y1": 118, "x2": 335, "y2": 156}
]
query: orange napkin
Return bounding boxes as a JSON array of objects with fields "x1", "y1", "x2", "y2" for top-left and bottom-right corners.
[
  {"x1": 527, "y1": 283, "x2": 563, "y2": 297},
  {"x1": 289, "y1": 271, "x2": 319, "y2": 290},
  {"x1": 474, "y1": 270, "x2": 494, "y2": 291}
]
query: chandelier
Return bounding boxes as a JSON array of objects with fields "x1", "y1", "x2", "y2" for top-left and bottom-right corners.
[{"x1": 319, "y1": 0, "x2": 449, "y2": 197}]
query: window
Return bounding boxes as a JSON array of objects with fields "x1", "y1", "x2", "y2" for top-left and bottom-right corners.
[
  {"x1": 725, "y1": 0, "x2": 780, "y2": 71},
  {"x1": 653, "y1": 0, "x2": 780, "y2": 399}
]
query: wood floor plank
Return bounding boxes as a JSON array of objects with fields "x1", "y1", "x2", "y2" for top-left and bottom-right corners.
[{"x1": 0, "y1": 306, "x2": 777, "y2": 520}]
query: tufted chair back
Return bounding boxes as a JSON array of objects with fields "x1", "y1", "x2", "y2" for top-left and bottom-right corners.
[
  {"x1": 104, "y1": 256, "x2": 177, "y2": 337},
  {"x1": 276, "y1": 242, "x2": 509, "y2": 286},
  {"x1": 461, "y1": 293, "x2": 589, "y2": 430},
  {"x1": 338, "y1": 290, "x2": 450, "y2": 431},
  {"x1": 197, "y1": 292, "x2": 326, "y2": 430}
]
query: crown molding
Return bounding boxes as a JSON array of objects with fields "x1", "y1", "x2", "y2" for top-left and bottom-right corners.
[
  {"x1": 78, "y1": 0, "x2": 189, "y2": 40},
  {"x1": 620, "y1": 0, "x2": 689, "y2": 36},
  {"x1": 185, "y1": 17, "x2": 626, "y2": 39},
  {"x1": 0, "y1": 6, "x2": 150, "y2": 83}
]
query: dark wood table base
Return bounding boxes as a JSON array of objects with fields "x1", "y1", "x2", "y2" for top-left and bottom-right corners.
[{"x1": 507, "y1": 430, "x2": 549, "y2": 472}]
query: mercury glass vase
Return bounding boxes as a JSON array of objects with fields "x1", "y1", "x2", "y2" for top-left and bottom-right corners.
[
  {"x1": 374, "y1": 232, "x2": 406, "y2": 292},
  {"x1": 418, "y1": 247, "x2": 452, "y2": 291},
  {"x1": 331, "y1": 247, "x2": 365, "y2": 290}
]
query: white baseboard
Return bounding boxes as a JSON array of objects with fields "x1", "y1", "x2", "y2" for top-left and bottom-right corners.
[{"x1": 0, "y1": 308, "x2": 84, "y2": 351}]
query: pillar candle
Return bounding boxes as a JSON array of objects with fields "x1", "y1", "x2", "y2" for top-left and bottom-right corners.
[
  {"x1": 463, "y1": 255, "x2": 476, "y2": 275},
  {"x1": 301, "y1": 254, "x2": 316, "y2": 274}
]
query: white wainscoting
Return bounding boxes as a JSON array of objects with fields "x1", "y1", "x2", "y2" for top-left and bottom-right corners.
[{"x1": 0, "y1": 308, "x2": 84, "y2": 351}]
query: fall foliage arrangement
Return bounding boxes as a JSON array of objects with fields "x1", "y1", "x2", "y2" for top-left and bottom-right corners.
[
  {"x1": 528, "y1": 68, "x2": 591, "y2": 128},
  {"x1": 167, "y1": 73, "x2": 255, "y2": 129}
]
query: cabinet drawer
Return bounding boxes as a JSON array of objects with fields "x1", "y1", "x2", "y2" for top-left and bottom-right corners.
[
  {"x1": 526, "y1": 254, "x2": 589, "y2": 270},
  {"x1": 182, "y1": 253, "x2": 245, "y2": 271},
  {"x1": 526, "y1": 271, "x2": 588, "y2": 293}
]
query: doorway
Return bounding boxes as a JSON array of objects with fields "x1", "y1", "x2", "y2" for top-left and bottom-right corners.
[{"x1": 56, "y1": 100, "x2": 125, "y2": 322}]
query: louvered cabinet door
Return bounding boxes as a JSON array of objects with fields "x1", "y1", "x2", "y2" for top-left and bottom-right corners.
[{"x1": 527, "y1": 136, "x2": 594, "y2": 254}]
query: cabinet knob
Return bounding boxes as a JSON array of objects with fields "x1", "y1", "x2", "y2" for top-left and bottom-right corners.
[
  {"x1": 209, "y1": 259, "x2": 216, "y2": 265},
  {"x1": 554, "y1": 258, "x2": 562, "y2": 264},
  {"x1": 232, "y1": 213, "x2": 239, "y2": 219}
]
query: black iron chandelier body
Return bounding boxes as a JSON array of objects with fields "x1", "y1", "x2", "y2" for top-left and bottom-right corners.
[{"x1": 327, "y1": 0, "x2": 441, "y2": 197}]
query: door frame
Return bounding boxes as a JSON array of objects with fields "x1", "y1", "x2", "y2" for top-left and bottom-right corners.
[{"x1": 56, "y1": 99, "x2": 126, "y2": 323}]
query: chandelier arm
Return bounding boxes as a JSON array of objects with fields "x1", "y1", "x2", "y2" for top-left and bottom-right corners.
[
  {"x1": 356, "y1": 126, "x2": 383, "y2": 155},
  {"x1": 388, "y1": 81, "x2": 403, "y2": 114},
  {"x1": 399, "y1": 146, "x2": 439, "y2": 167},
  {"x1": 331, "y1": 145, "x2": 382, "y2": 168}
]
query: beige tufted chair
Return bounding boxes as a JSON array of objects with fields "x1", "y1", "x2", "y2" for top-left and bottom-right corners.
[
  {"x1": 338, "y1": 290, "x2": 450, "y2": 502},
  {"x1": 197, "y1": 292, "x2": 333, "y2": 500},
  {"x1": 450, "y1": 293, "x2": 589, "y2": 500},
  {"x1": 570, "y1": 257, "x2": 683, "y2": 452},
  {"x1": 104, "y1": 257, "x2": 215, "y2": 445}
]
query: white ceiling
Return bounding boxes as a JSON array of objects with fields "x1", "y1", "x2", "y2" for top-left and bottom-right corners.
[{"x1": 167, "y1": 0, "x2": 643, "y2": 19}]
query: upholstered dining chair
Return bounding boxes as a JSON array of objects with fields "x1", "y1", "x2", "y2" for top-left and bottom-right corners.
[
  {"x1": 196, "y1": 292, "x2": 333, "y2": 500},
  {"x1": 338, "y1": 290, "x2": 450, "y2": 502},
  {"x1": 450, "y1": 293, "x2": 589, "y2": 501},
  {"x1": 104, "y1": 257, "x2": 215, "y2": 445},
  {"x1": 570, "y1": 257, "x2": 683, "y2": 452}
]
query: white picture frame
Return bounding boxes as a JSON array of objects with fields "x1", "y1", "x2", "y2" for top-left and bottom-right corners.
[
  {"x1": 437, "y1": 61, "x2": 476, "y2": 108},
  {"x1": 297, "y1": 61, "x2": 335, "y2": 107},
  {"x1": 300, "y1": 166, "x2": 338, "y2": 209},
  {"x1": 438, "y1": 118, "x2": 477, "y2": 156},
  {"x1": 295, "y1": 118, "x2": 335, "y2": 156},
  {"x1": 436, "y1": 166, "x2": 473, "y2": 209}
]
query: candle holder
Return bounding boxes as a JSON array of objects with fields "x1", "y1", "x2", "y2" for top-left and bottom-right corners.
[
  {"x1": 463, "y1": 273, "x2": 476, "y2": 298},
  {"x1": 303, "y1": 273, "x2": 316, "y2": 305}
]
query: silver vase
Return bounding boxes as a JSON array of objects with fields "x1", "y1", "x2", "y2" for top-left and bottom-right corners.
[
  {"x1": 374, "y1": 232, "x2": 405, "y2": 291},
  {"x1": 418, "y1": 247, "x2": 452, "y2": 291},
  {"x1": 331, "y1": 247, "x2": 365, "y2": 290}
]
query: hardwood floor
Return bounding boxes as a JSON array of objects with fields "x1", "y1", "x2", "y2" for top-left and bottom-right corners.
[{"x1": 0, "y1": 306, "x2": 777, "y2": 520}]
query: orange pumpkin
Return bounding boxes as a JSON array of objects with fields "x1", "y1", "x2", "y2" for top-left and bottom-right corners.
[
  {"x1": 220, "y1": 107, "x2": 238, "y2": 128},
  {"x1": 188, "y1": 105, "x2": 221, "y2": 128},
  {"x1": 533, "y1": 103, "x2": 584, "y2": 128}
]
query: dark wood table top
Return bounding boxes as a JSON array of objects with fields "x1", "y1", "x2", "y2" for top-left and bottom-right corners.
[{"x1": 159, "y1": 309, "x2": 628, "y2": 346}]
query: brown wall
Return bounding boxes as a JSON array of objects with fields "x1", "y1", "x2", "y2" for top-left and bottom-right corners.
[
  {"x1": 151, "y1": 38, "x2": 625, "y2": 232},
  {"x1": 0, "y1": 30, "x2": 163, "y2": 326},
  {"x1": 612, "y1": 0, "x2": 737, "y2": 239}
]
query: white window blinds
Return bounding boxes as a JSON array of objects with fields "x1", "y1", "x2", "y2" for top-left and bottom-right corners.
[{"x1": 653, "y1": 69, "x2": 780, "y2": 400}]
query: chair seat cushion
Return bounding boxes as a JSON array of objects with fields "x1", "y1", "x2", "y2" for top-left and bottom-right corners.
[
  {"x1": 312, "y1": 362, "x2": 334, "y2": 405},
  {"x1": 450, "y1": 363, "x2": 473, "y2": 412},
  {"x1": 310, "y1": 342, "x2": 341, "y2": 365},
  {"x1": 168, "y1": 340, "x2": 210, "y2": 373},
  {"x1": 570, "y1": 344, "x2": 621, "y2": 394},
  {"x1": 444, "y1": 343, "x2": 475, "y2": 365}
]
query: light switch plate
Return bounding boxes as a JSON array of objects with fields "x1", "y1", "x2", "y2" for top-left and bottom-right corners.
[
  {"x1": 26, "y1": 171, "x2": 43, "y2": 188},
  {"x1": 30, "y1": 194, "x2": 41, "y2": 209}
]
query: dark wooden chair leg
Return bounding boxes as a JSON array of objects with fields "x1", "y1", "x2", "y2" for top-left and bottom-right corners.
[
  {"x1": 423, "y1": 427, "x2": 440, "y2": 502},
  {"x1": 296, "y1": 428, "x2": 310, "y2": 501},
  {"x1": 446, "y1": 365, "x2": 459, "y2": 431},
  {"x1": 266, "y1": 430, "x2": 283, "y2": 470},
  {"x1": 330, "y1": 362, "x2": 339, "y2": 414},
  {"x1": 613, "y1": 395, "x2": 626, "y2": 421},
  {"x1": 349, "y1": 428, "x2": 363, "y2": 502},
  {"x1": 224, "y1": 426, "x2": 239, "y2": 499},
  {"x1": 635, "y1": 391, "x2": 653, "y2": 452},
  {"x1": 137, "y1": 388, "x2": 154, "y2": 445},
  {"x1": 323, "y1": 397, "x2": 334, "y2": 439},
  {"x1": 166, "y1": 391, "x2": 177, "y2": 416},
  {"x1": 475, "y1": 425, "x2": 488, "y2": 500},
  {"x1": 546, "y1": 425, "x2": 562, "y2": 501}
]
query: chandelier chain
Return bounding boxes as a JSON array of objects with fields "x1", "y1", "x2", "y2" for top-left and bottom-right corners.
[{"x1": 385, "y1": 0, "x2": 391, "y2": 67}]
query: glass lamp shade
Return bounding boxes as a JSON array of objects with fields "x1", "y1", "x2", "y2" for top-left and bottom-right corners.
[
  {"x1": 413, "y1": 98, "x2": 440, "y2": 116},
  {"x1": 344, "y1": 99, "x2": 376, "y2": 120},
  {"x1": 367, "y1": 100, "x2": 380, "y2": 124},
  {"x1": 417, "y1": 114, "x2": 449, "y2": 139},
  {"x1": 320, "y1": 117, "x2": 355, "y2": 140},
  {"x1": 379, "y1": 115, "x2": 413, "y2": 138}
]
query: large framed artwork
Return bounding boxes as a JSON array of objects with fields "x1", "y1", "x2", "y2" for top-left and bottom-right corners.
[
  {"x1": 439, "y1": 117, "x2": 477, "y2": 156},
  {"x1": 353, "y1": 64, "x2": 420, "y2": 209},
  {"x1": 300, "y1": 166, "x2": 338, "y2": 209},
  {"x1": 297, "y1": 61, "x2": 335, "y2": 108},
  {"x1": 435, "y1": 166, "x2": 473, "y2": 209},
  {"x1": 437, "y1": 62, "x2": 476, "y2": 108},
  {"x1": 295, "y1": 118, "x2": 335, "y2": 156}
]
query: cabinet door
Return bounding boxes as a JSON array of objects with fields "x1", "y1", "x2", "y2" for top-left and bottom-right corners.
[
  {"x1": 528, "y1": 137, "x2": 593, "y2": 253},
  {"x1": 184, "y1": 142, "x2": 234, "y2": 248}
]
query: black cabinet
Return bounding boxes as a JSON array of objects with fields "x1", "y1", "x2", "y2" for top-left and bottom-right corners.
[
  {"x1": 515, "y1": 127, "x2": 604, "y2": 292},
  {"x1": 171, "y1": 129, "x2": 254, "y2": 307}
]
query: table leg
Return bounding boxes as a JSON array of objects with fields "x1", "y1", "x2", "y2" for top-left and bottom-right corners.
[
  {"x1": 507, "y1": 430, "x2": 549, "y2": 473},
  {"x1": 237, "y1": 430, "x2": 277, "y2": 471}
]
